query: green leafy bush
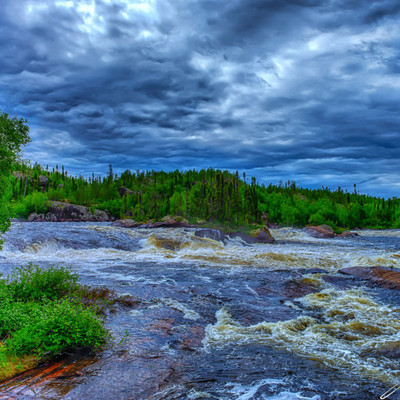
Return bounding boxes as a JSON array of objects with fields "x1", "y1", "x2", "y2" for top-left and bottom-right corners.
[
  {"x1": 8, "y1": 263, "x2": 79, "y2": 301},
  {"x1": 0, "y1": 264, "x2": 109, "y2": 379}
]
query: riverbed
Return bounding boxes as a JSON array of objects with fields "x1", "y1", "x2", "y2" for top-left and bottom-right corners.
[{"x1": 0, "y1": 222, "x2": 400, "y2": 399}]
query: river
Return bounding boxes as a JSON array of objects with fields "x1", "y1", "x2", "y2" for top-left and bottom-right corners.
[{"x1": 0, "y1": 222, "x2": 400, "y2": 399}]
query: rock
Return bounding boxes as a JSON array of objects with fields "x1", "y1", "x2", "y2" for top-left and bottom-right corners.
[
  {"x1": 39, "y1": 175, "x2": 48, "y2": 187},
  {"x1": 28, "y1": 202, "x2": 114, "y2": 222},
  {"x1": 304, "y1": 225, "x2": 335, "y2": 238},
  {"x1": 112, "y1": 219, "x2": 141, "y2": 228},
  {"x1": 254, "y1": 230, "x2": 275, "y2": 244},
  {"x1": 337, "y1": 231, "x2": 358, "y2": 238},
  {"x1": 228, "y1": 231, "x2": 257, "y2": 244},
  {"x1": 268, "y1": 223, "x2": 282, "y2": 229},
  {"x1": 140, "y1": 219, "x2": 194, "y2": 229},
  {"x1": 194, "y1": 229, "x2": 226, "y2": 243},
  {"x1": 339, "y1": 266, "x2": 400, "y2": 290},
  {"x1": 118, "y1": 187, "x2": 134, "y2": 197}
]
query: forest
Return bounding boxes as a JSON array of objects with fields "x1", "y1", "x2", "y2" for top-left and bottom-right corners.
[{"x1": 9, "y1": 162, "x2": 400, "y2": 230}]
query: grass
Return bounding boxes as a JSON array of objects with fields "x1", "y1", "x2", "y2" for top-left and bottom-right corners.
[{"x1": 0, "y1": 264, "x2": 113, "y2": 382}]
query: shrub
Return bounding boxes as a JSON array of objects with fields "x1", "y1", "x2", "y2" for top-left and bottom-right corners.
[
  {"x1": 0, "y1": 265, "x2": 109, "y2": 380},
  {"x1": 8, "y1": 263, "x2": 79, "y2": 302}
]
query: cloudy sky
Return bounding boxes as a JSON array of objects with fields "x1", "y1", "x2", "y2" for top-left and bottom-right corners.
[{"x1": 1, "y1": 0, "x2": 400, "y2": 196}]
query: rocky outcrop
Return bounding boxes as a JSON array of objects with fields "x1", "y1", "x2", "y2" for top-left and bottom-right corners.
[
  {"x1": 339, "y1": 266, "x2": 400, "y2": 290},
  {"x1": 28, "y1": 202, "x2": 114, "y2": 222},
  {"x1": 118, "y1": 187, "x2": 134, "y2": 197},
  {"x1": 39, "y1": 175, "x2": 48, "y2": 189},
  {"x1": 304, "y1": 225, "x2": 335, "y2": 238}
]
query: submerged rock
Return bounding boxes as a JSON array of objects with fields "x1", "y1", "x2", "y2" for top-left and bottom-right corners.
[
  {"x1": 339, "y1": 266, "x2": 400, "y2": 289},
  {"x1": 194, "y1": 229, "x2": 226, "y2": 242},
  {"x1": 28, "y1": 201, "x2": 114, "y2": 222}
]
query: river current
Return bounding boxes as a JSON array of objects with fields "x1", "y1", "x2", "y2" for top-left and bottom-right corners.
[{"x1": 0, "y1": 222, "x2": 400, "y2": 399}]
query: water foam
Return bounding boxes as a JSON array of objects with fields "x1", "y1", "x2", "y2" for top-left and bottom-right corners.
[{"x1": 204, "y1": 288, "x2": 400, "y2": 385}]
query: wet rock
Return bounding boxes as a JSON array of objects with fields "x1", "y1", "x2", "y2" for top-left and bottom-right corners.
[
  {"x1": 283, "y1": 280, "x2": 316, "y2": 299},
  {"x1": 194, "y1": 229, "x2": 226, "y2": 243},
  {"x1": 339, "y1": 266, "x2": 400, "y2": 289},
  {"x1": 112, "y1": 219, "x2": 141, "y2": 228},
  {"x1": 28, "y1": 201, "x2": 114, "y2": 222},
  {"x1": 228, "y1": 231, "x2": 257, "y2": 244},
  {"x1": 304, "y1": 225, "x2": 335, "y2": 238},
  {"x1": 229, "y1": 229, "x2": 275, "y2": 244},
  {"x1": 337, "y1": 231, "x2": 358, "y2": 238},
  {"x1": 254, "y1": 227, "x2": 275, "y2": 244}
]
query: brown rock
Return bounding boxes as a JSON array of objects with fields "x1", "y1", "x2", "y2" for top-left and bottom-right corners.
[
  {"x1": 338, "y1": 231, "x2": 359, "y2": 238},
  {"x1": 304, "y1": 225, "x2": 335, "y2": 238},
  {"x1": 339, "y1": 266, "x2": 400, "y2": 289}
]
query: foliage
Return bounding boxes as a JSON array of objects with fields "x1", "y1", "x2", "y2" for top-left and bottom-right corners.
[
  {"x1": 8, "y1": 263, "x2": 79, "y2": 302},
  {"x1": 0, "y1": 265, "x2": 108, "y2": 381},
  {"x1": 0, "y1": 111, "x2": 30, "y2": 245}
]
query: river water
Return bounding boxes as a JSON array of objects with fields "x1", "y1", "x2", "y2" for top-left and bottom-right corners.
[{"x1": 0, "y1": 222, "x2": 400, "y2": 400}]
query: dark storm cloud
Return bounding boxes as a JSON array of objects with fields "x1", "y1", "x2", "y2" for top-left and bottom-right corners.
[{"x1": 1, "y1": 0, "x2": 400, "y2": 196}]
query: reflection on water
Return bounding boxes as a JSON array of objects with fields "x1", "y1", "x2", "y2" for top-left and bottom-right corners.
[{"x1": 0, "y1": 222, "x2": 400, "y2": 399}]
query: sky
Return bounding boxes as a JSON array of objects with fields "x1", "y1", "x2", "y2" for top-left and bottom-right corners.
[{"x1": 1, "y1": 0, "x2": 400, "y2": 197}]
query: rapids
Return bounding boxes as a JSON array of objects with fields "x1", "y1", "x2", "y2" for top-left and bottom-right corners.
[{"x1": 0, "y1": 222, "x2": 400, "y2": 399}]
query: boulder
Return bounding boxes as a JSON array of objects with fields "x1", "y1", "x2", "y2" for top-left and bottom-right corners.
[
  {"x1": 112, "y1": 219, "x2": 141, "y2": 228},
  {"x1": 254, "y1": 230, "x2": 275, "y2": 244},
  {"x1": 339, "y1": 266, "x2": 400, "y2": 290},
  {"x1": 228, "y1": 231, "x2": 257, "y2": 244},
  {"x1": 337, "y1": 231, "x2": 358, "y2": 238},
  {"x1": 228, "y1": 229, "x2": 275, "y2": 244},
  {"x1": 304, "y1": 225, "x2": 335, "y2": 238}
]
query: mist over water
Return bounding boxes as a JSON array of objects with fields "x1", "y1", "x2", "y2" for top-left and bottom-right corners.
[{"x1": 1, "y1": 222, "x2": 400, "y2": 399}]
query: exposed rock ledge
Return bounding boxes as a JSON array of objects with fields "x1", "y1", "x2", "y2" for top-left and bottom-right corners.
[
  {"x1": 28, "y1": 202, "x2": 114, "y2": 222},
  {"x1": 339, "y1": 266, "x2": 400, "y2": 290}
]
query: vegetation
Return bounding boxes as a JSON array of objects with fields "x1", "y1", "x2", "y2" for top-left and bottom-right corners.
[
  {"x1": 0, "y1": 111, "x2": 30, "y2": 247},
  {"x1": 9, "y1": 163, "x2": 400, "y2": 230},
  {"x1": 0, "y1": 264, "x2": 109, "y2": 382}
]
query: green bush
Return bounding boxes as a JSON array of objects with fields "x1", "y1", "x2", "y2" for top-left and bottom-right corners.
[
  {"x1": 6, "y1": 299, "x2": 106, "y2": 356},
  {"x1": 8, "y1": 263, "x2": 79, "y2": 302},
  {"x1": 0, "y1": 264, "x2": 108, "y2": 367},
  {"x1": 12, "y1": 192, "x2": 49, "y2": 218}
]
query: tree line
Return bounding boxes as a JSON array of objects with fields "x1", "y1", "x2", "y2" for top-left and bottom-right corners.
[{"x1": 9, "y1": 162, "x2": 400, "y2": 230}]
